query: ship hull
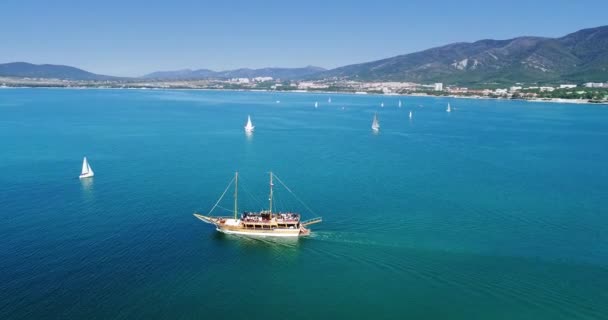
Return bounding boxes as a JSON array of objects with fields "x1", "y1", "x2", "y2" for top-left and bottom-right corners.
[
  {"x1": 194, "y1": 214, "x2": 310, "y2": 237},
  {"x1": 216, "y1": 227, "x2": 304, "y2": 237}
]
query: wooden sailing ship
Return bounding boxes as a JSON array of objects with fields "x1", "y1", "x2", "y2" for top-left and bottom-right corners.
[{"x1": 194, "y1": 172, "x2": 322, "y2": 237}]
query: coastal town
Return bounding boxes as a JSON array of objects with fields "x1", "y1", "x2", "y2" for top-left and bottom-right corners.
[{"x1": 2, "y1": 75, "x2": 607, "y2": 104}]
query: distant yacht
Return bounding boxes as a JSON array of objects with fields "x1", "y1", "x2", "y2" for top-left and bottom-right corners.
[
  {"x1": 315, "y1": 101, "x2": 318, "y2": 108},
  {"x1": 398, "y1": 100, "x2": 402, "y2": 108},
  {"x1": 409, "y1": 110, "x2": 413, "y2": 119},
  {"x1": 371, "y1": 113, "x2": 380, "y2": 132},
  {"x1": 328, "y1": 97, "x2": 332, "y2": 103},
  {"x1": 276, "y1": 100, "x2": 281, "y2": 104},
  {"x1": 244, "y1": 115, "x2": 255, "y2": 133},
  {"x1": 79, "y1": 157, "x2": 94, "y2": 179},
  {"x1": 446, "y1": 103, "x2": 452, "y2": 113},
  {"x1": 380, "y1": 102, "x2": 384, "y2": 108}
]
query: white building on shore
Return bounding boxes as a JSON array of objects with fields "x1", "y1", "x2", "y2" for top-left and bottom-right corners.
[
  {"x1": 253, "y1": 77, "x2": 273, "y2": 82},
  {"x1": 584, "y1": 82, "x2": 606, "y2": 88},
  {"x1": 230, "y1": 78, "x2": 250, "y2": 84},
  {"x1": 510, "y1": 86, "x2": 522, "y2": 92}
]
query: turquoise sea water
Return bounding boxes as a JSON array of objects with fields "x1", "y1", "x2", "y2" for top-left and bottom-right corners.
[{"x1": 1, "y1": 88, "x2": 607, "y2": 319}]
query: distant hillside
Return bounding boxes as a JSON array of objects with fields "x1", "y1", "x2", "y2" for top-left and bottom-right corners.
[
  {"x1": 4, "y1": 25, "x2": 606, "y2": 85},
  {"x1": 316, "y1": 25, "x2": 608, "y2": 85},
  {"x1": 143, "y1": 66, "x2": 326, "y2": 80},
  {"x1": 0, "y1": 62, "x2": 120, "y2": 80},
  {"x1": 142, "y1": 68, "x2": 216, "y2": 80}
]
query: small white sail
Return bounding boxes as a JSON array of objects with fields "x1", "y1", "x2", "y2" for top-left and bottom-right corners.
[
  {"x1": 371, "y1": 113, "x2": 380, "y2": 131},
  {"x1": 409, "y1": 111, "x2": 413, "y2": 119},
  {"x1": 398, "y1": 100, "x2": 402, "y2": 108},
  {"x1": 244, "y1": 115, "x2": 255, "y2": 133},
  {"x1": 79, "y1": 157, "x2": 94, "y2": 178},
  {"x1": 328, "y1": 97, "x2": 331, "y2": 103},
  {"x1": 81, "y1": 157, "x2": 88, "y2": 175},
  {"x1": 381, "y1": 102, "x2": 384, "y2": 108},
  {"x1": 314, "y1": 101, "x2": 318, "y2": 108},
  {"x1": 447, "y1": 103, "x2": 452, "y2": 113}
]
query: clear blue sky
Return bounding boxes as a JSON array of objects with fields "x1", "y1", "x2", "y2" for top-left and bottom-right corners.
[{"x1": 1, "y1": 0, "x2": 606, "y2": 76}]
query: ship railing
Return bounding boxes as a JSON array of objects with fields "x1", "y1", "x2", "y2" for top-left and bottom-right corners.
[{"x1": 242, "y1": 218, "x2": 299, "y2": 223}]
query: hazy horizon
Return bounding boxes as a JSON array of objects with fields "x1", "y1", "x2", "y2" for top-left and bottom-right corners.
[{"x1": 1, "y1": 0, "x2": 607, "y2": 77}]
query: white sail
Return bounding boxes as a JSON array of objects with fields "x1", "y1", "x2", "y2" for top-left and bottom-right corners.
[
  {"x1": 409, "y1": 111, "x2": 413, "y2": 119},
  {"x1": 371, "y1": 113, "x2": 380, "y2": 131},
  {"x1": 244, "y1": 115, "x2": 255, "y2": 132},
  {"x1": 447, "y1": 103, "x2": 452, "y2": 112},
  {"x1": 87, "y1": 163, "x2": 94, "y2": 175},
  {"x1": 79, "y1": 156, "x2": 94, "y2": 178},
  {"x1": 328, "y1": 97, "x2": 331, "y2": 103},
  {"x1": 381, "y1": 102, "x2": 384, "y2": 108},
  {"x1": 81, "y1": 157, "x2": 88, "y2": 175},
  {"x1": 314, "y1": 101, "x2": 318, "y2": 108},
  {"x1": 398, "y1": 100, "x2": 402, "y2": 108}
]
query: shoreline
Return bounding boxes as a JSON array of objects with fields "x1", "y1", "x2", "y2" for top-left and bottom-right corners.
[{"x1": 1, "y1": 85, "x2": 607, "y2": 106}]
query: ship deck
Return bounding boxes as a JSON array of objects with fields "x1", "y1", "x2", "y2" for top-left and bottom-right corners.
[{"x1": 193, "y1": 213, "x2": 312, "y2": 237}]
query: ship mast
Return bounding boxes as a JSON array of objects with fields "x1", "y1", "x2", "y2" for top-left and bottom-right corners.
[
  {"x1": 234, "y1": 172, "x2": 238, "y2": 220},
  {"x1": 269, "y1": 172, "x2": 273, "y2": 214}
]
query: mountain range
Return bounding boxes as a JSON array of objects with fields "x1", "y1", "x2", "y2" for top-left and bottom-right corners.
[
  {"x1": 142, "y1": 66, "x2": 326, "y2": 80},
  {"x1": 0, "y1": 62, "x2": 120, "y2": 81},
  {"x1": 1, "y1": 25, "x2": 606, "y2": 85},
  {"x1": 314, "y1": 25, "x2": 608, "y2": 84}
]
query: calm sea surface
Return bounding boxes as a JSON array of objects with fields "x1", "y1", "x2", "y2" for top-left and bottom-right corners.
[{"x1": 1, "y1": 88, "x2": 607, "y2": 319}]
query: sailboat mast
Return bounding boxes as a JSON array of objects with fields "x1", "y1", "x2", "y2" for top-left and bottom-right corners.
[
  {"x1": 269, "y1": 172, "x2": 273, "y2": 214},
  {"x1": 234, "y1": 172, "x2": 239, "y2": 220}
]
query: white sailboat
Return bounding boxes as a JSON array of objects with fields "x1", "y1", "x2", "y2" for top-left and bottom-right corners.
[
  {"x1": 398, "y1": 100, "x2": 402, "y2": 108},
  {"x1": 371, "y1": 113, "x2": 380, "y2": 132},
  {"x1": 79, "y1": 157, "x2": 94, "y2": 179},
  {"x1": 409, "y1": 111, "x2": 413, "y2": 119},
  {"x1": 244, "y1": 115, "x2": 255, "y2": 133},
  {"x1": 314, "y1": 101, "x2": 318, "y2": 108},
  {"x1": 380, "y1": 102, "x2": 384, "y2": 108},
  {"x1": 446, "y1": 103, "x2": 452, "y2": 113},
  {"x1": 328, "y1": 97, "x2": 332, "y2": 103}
]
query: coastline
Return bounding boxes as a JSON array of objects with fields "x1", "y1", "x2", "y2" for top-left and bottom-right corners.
[{"x1": 2, "y1": 85, "x2": 607, "y2": 106}]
